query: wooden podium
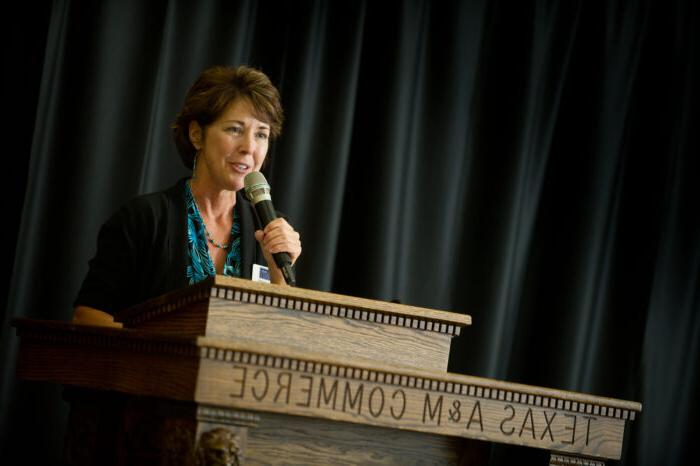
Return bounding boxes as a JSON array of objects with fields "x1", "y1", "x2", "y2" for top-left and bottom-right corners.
[{"x1": 14, "y1": 276, "x2": 641, "y2": 465}]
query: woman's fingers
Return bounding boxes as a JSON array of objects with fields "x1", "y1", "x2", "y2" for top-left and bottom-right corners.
[{"x1": 256, "y1": 218, "x2": 301, "y2": 264}]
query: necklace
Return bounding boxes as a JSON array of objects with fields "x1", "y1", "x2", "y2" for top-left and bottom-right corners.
[{"x1": 201, "y1": 219, "x2": 231, "y2": 249}]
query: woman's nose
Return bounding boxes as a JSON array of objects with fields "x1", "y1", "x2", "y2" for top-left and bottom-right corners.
[{"x1": 239, "y1": 130, "x2": 256, "y2": 153}]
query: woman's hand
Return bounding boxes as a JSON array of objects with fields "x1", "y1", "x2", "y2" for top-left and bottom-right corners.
[
  {"x1": 254, "y1": 218, "x2": 301, "y2": 285},
  {"x1": 73, "y1": 306, "x2": 123, "y2": 328}
]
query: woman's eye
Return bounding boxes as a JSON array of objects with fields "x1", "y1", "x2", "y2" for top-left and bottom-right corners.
[
  {"x1": 226, "y1": 126, "x2": 243, "y2": 134},
  {"x1": 256, "y1": 132, "x2": 269, "y2": 140}
]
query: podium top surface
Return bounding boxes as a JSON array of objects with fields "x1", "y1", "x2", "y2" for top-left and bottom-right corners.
[{"x1": 115, "y1": 275, "x2": 472, "y2": 329}]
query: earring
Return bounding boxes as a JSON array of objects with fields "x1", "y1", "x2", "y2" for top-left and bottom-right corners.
[{"x1": 192, "y1": 152, "x2": 198, "y2": 179}]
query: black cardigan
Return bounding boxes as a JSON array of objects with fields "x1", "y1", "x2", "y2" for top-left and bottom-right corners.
[{"x1": 74, "y1": 178, "x2": 266, "y2": 314}]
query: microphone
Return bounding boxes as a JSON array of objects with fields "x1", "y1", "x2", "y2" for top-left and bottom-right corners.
[{"x1": 244, "y1": 172, "x2": 296, "y2": 286}]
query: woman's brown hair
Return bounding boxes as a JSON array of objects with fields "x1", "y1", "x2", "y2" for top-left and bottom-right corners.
[{"x1": 172, "y1": 65, "x2": 284, "y2": 169}]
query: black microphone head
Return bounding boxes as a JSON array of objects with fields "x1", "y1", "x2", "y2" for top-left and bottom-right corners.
[{"x1": 244, "y1": 172, "x2": 271, "y2": 204}]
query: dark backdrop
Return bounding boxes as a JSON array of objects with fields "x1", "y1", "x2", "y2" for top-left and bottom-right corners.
[{"x1": 2, "y1": 0, "x2": 698, "y2": 465}]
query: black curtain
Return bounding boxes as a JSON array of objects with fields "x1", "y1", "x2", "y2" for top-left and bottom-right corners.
[{"x1": 2, "y1": 1, "x2": 698, "y2": 464}]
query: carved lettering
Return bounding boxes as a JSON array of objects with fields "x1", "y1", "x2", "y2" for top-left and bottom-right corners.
[
  {"x1": 274, "y1": 372, "x2": 292, "y2": 404},
  {"x1": 563, "y1": 414, "x2": 577, "y2": 445},
  {"x1": 448, "y1": 400, "x2": 461, "y2": 423},
  {"x1": 297, "y1": 375, "x2": 313, "y2": 408},
  {"x1": 519, "y1": 408, "x2": 536, "y2": 439},
  {"x1": 213, "y1": 359, "x2": 620, "y2": 458},
  {"x1": 500, "y1": 404, "x2": 516, "y2": 436},
  {"x1": 251, "y1": 369, "x2": 269, "y2": 401},
  {"x1": 466, "y1": 401, "x2": 483, "y2": 432},
  {"x1": 229, "y1": 366, "x2": 247, "y2": 399},
  {"x1": 368, "y1": 387, "x2": 385, "y2": 418},
  {"x1": 541, "y1": 411, "x2": 556, "y2": 442},
  {"x1": 317, "y1": 378, "x2": 338, "y2": 410},
  {"x1": 342, "y1": 382, "x2": 364, "y2": 414},
  {"x1": 423, "y1": 393, "x2": 443, "y2": 425},
  {"x1": 583, "y1": 416, "x2": 596, "y2": 446},
  {"x1": 390, "y1": 389, "x2": 406, "y2": 420}
]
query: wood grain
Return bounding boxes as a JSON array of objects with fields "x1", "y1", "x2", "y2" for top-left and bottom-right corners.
[
  {"x1": 196, "y1": 336, "x2": 641, "y2": 417},
  {"x1": 210, "y1": 276, "x2": 471, "y2": 327},
  {"x1": 205, "y1": 298, "x2": 452, "y2": 371},
  {"x1": 14, "y1": 320, "x2": 200, "y2": 401},
  {"x1": 115, "y1": 276, "x2": 462, "y2": 371},
  {"x1": 115, "y1": 276, "x2": 471, "y2": 336},
  {"x1": 245, "y1": 411, "x2": 484, "y2": 465},
  {"x1": 13, "y1": 317, "x2": 640, "y2": 463},
  {"x1": 195, "y1": 347, "x2": 631, "y2": 460}
]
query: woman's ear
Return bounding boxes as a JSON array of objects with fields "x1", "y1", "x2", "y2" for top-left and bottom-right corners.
[{"x1": 189, "y1": 121, "x2": 203, "y2": 150}]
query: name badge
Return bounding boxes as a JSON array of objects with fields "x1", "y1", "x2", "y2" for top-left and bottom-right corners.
[{"x1": 252, "y1": 264, "x2": 270, "y2": 283}]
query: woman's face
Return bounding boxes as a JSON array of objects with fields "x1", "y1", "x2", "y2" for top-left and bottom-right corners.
[{"x1": 190, "y1": 98, "x2": 270, "y2": 192}]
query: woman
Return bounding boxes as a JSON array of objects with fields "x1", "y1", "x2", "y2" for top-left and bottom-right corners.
[{"x1": 73, "y1": 65, "x2": 302, "y2": 327}]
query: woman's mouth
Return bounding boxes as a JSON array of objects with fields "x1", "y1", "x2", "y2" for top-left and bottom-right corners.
[{"x1": 230, "y1": 162, "x2": 250, "y2": 174}]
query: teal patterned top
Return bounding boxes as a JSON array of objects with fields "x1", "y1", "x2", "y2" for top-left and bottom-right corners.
[{"x1": 185, "y1": 180, "x2": 242, "y2": 284}]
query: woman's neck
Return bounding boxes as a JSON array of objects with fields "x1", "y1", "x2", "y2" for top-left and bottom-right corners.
[{"x1": 190, "y1": 177, "x2": 236, "y2": 220}]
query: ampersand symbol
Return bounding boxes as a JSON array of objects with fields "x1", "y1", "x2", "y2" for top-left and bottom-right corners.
[{"x1": 448, "y1": 400, "x2": 461, "y2": 423}]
